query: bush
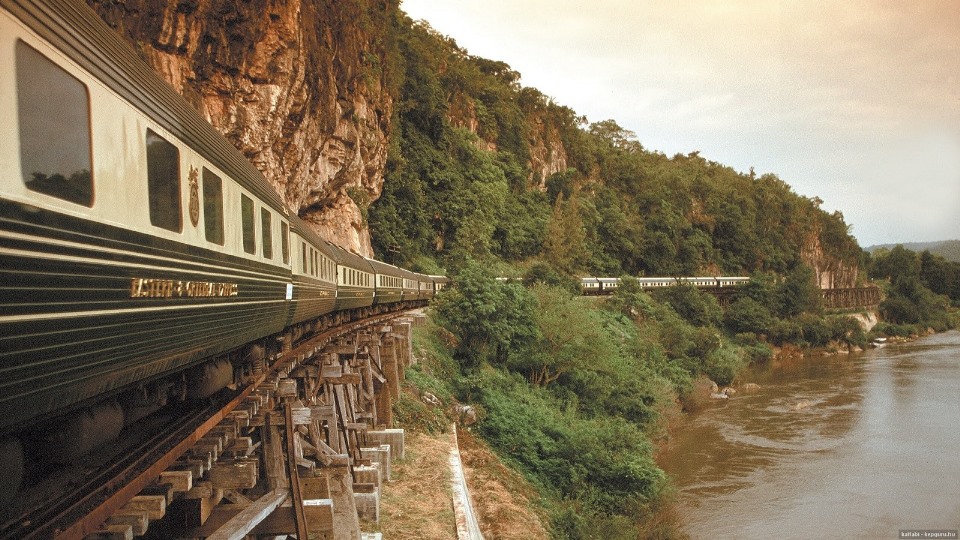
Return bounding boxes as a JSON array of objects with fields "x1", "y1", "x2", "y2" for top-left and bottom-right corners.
[
  {"x1": 797, "y1": 313, "x2": 832, "y2": 346},
  {"x1": 767, "y1": 318, "x2": 803, "y2": 346},
  {"x1": 724, "y1": 297, "x2": 774, "y2": 335},
  {"x1": 652, "y1": 284, "x2": 722, "y2": 327},
  {"x1": 828, "y1": 316, "x2": 868, "y2": 348},
  {"x1": 704, "y1": 345, "x2": 744, "y2": 386},
  {"x1": 471, "y1": 373, "x2": 666, "y2": 522}
]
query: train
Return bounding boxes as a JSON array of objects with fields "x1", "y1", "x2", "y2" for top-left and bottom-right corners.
[
  {"x1": 0, "y1": 0, "x2": 447, "y2": 500},
  {"x1": 580, "y1": 276, "x2": 750, "y2": 295}
]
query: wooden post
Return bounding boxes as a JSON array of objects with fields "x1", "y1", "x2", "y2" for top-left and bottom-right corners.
[
  {"x1": 380, "y1": 336, "x2": 400, "y2": 401},
  {"x1": 324, "y1": 456, "x2": 361, "y2": 540},
  {"x1": 262, "y1": 419, "x2": 289, "y2": 490}
]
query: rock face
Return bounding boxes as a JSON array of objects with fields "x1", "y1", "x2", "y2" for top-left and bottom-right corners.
[
  {"x1": 527, "y1": 114, "x2": 569, "y2": 190},
  {"x1": 801, "y1": 226, "x2": 859, "y2": 289},
  {"x1": 88, "y1": 0, "x2": 396, "y2": 256}
]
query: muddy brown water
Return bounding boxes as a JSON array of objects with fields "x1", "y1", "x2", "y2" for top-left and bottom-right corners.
[{"x1": 659, "y1": 330, "x2": 960, "y2": 539}]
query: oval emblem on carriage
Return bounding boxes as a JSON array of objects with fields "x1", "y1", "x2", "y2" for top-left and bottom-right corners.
[{"x1": 188, "y1": 166, "x2": 200, "y2": 227}]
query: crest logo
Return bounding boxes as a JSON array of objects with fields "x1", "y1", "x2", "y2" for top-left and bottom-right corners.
[{"x1": 188, "y1": 166, "x2": 200, "y2": 227}]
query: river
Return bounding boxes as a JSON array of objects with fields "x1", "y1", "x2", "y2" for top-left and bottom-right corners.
[{"x1": 659, "y1": 330, "x2": 960, "y2": 539}]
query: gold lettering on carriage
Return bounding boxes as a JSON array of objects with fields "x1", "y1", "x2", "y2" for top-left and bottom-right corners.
[{"x1": 130, "y1": 278, "x2": 239, "y2": 298}]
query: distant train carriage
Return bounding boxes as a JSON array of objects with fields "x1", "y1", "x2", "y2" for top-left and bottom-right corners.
[
  {"x1": 578, "y1": 275, "x2": 751, "y2": 295},
  {"x1": 416, "y1": 272, "x2": 434, "y2": 300},
  {"x1": 682, "y1": 277, "x2": 715, "y2": 287},
  {"x1": 431, "y1": 275, "x2": 451, "y2": 293},
  {"x1": 636, "y1": 277, "x2": 674, "y2": 288},
  {"x1": 400, "y1": 267, "x2": 420, "y2": 303},
  {"x1": 598, "y1": 277, "x2": 621, "y2": 293},
  {"x1": 367, "y1": 258, "x2": 405, "y2": 305},
  {"x1": 581, "y1": 277, "x2": 602, "y2": 295},
  {"x1": 328, "y1": 242, "x2": 375, "y2": 311}
]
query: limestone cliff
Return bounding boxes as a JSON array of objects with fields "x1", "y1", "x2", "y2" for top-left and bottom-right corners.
[
  {"x1": 526, "y1": 112, "x2": 569, "y2": 190},
  {"x1": 801, "y1": 228, "x2": 860, "y2": 289},
  {"x1": 446, "y1": 91, "x2": 568, "y2": 189},
  {"x1": 88, "y1": 0, "x2": 398, "y2": 256}
]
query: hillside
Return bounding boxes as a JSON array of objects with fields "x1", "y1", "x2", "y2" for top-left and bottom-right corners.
[
  {"x1": 370, "y1": 17, "x2": 864, "y2": 286},
  {"x1": 867, "y1": 240, "x2": 960, "y2": 263}
]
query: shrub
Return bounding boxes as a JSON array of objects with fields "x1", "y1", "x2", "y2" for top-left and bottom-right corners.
[
  {"x1": 703, "y1": 345, "x2": 744, "y2": 386},
  {"x1": 724, "y1": 297, "x2": 774, "y2": 335},
  {"x1": 767, "y1": 318, "x2": 803, "y2": 346}
]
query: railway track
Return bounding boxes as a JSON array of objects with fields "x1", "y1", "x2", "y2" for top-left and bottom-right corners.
[{"x1": 0, "y1": 308, "x2": 418, "y2": 540}]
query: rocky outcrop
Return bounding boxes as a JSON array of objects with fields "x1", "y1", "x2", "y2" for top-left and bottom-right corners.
[
  {"x1": 800, "y1": 227, "x2": 859, "y2": 289},
  {"x1": 527, "y1": 115, "x2": 568, "y2": 190},
  {"x1": 88, "y1": 0, "x2": 396, "y2": 256},
  {"x1": 447, "y1": 90, "x2": 568, "y2": 190}
]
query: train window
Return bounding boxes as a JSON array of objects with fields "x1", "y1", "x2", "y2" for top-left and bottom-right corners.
[
  {"x1": 301, "y1": 243, "x2": 307, "y2": 273},
  {"x1": 146, "y1": 129, "x2": 182, "y2": 232},
  {"x1": 16, "y1": 41, "x2": 93, "y2": 207},
  {"x1": 313, "y1": 251, "x2": 318, "y2": 277},
  {"x1": 202, "y1": 168, "x2": 224, "y2": 245},
  {"x1": 280, "y1": 222, "x2": 289, "y2": 264},
  {"x1": 241, "y1": 194, "x2": 255, "y2": 254},
  {"x1": 261, "y1": 208, "x2": 272, "y2": 259}
]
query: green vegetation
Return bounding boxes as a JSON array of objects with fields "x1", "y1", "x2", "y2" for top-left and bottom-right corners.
[
  {"x1": 868, "y1": 240, "x2": 960, "y2": 264},
  {"x1": 371, "y1": 11, "x2": 959, "y2": 539},
  {"x1": 406, "y1": 263, "x2": 777, "y2": 537},
  {"x1": 866, "y1": 245, "x2": 960, "y2": 334}
]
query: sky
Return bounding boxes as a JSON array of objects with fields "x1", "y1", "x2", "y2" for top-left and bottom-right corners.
[{"x1": 400, "y1": 0, "x2": 960, "y2": 247}]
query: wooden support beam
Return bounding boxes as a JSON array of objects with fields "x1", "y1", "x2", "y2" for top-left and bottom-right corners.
[
  {"x1": 140, "y1": 483, "x2": 174, "y2": 505},
  {"x1": 121, "y1": 495, "x2": 166, "y2": 520},
  {"x1": 83, "y1": 524, "x2": 132, "y2": 540},
  {"x1": 228, "y1": 409, "x2": 250, "y2": 427},
  {"x1": 320, "y1": 364, "x2": 343, "y2": 378},
  {"x1": 184, "y1": 481, "x2": 214, "y2": 500},
  {"x1": 277, "y1": 378, "x2": 298, "y2": 399},
  {"x1": 322, "y1": 373, "x2": 363, "y2": 386},
  {"x1": 204, "y1": 489, "x2": 289, "y2": 540},
  {"x1": 106, "y1": 510, "x2": 148, "y2": 536},
  {"x1": 300, "y1": 476, "x2": 331, "y2": 499},
  {"x1": 159, "y1": 470, "x2": 192, "y2": 493},
  {"x1": 222, "y1": 489, "x2": 253, "y2": 507},
  {"x1": 174, "y1": 458, "x2": 205, "y2": 479},
  {"x1": 226, "y1": 436, "x2": 255, "y2": 457},
  {"x1": 208, "y1": 459, "x2": 258, "y2": 489},
  {"x1": 303, "y1": 499, "x2": 335, "y2": 533}
]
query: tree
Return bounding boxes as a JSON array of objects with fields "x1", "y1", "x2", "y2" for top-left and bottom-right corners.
[
  {"x1": 509, "y1": 285, "x2": 614, "y2": 386},
  {"x1": 543, "y1": 192, "x2": 588, "y2": 275},
  {"x1": 777, "y1": 264, "x2": 822, "y2": 318},
  {"x1": 654, "y1": 284, "x2": 722, "y2": 328},
  {"x1": 432, "y1": 260, "x2": 537, "y2": 367},
  {"x1": 871, "y1": 245, "x2": 920, "y2": 282},
  {"x1": 724, "y1": 297, "x2": 775, "y2": 335}
]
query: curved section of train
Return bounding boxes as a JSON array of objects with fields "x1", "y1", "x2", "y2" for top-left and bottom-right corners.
[{"x1": 0, "y1": 0, "x2": 447, "y2": 501}]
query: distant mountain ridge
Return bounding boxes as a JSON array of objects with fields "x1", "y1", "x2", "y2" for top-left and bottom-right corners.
[{"x1": 866, "y1": 240, "x2": 960, "y2": 262}]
